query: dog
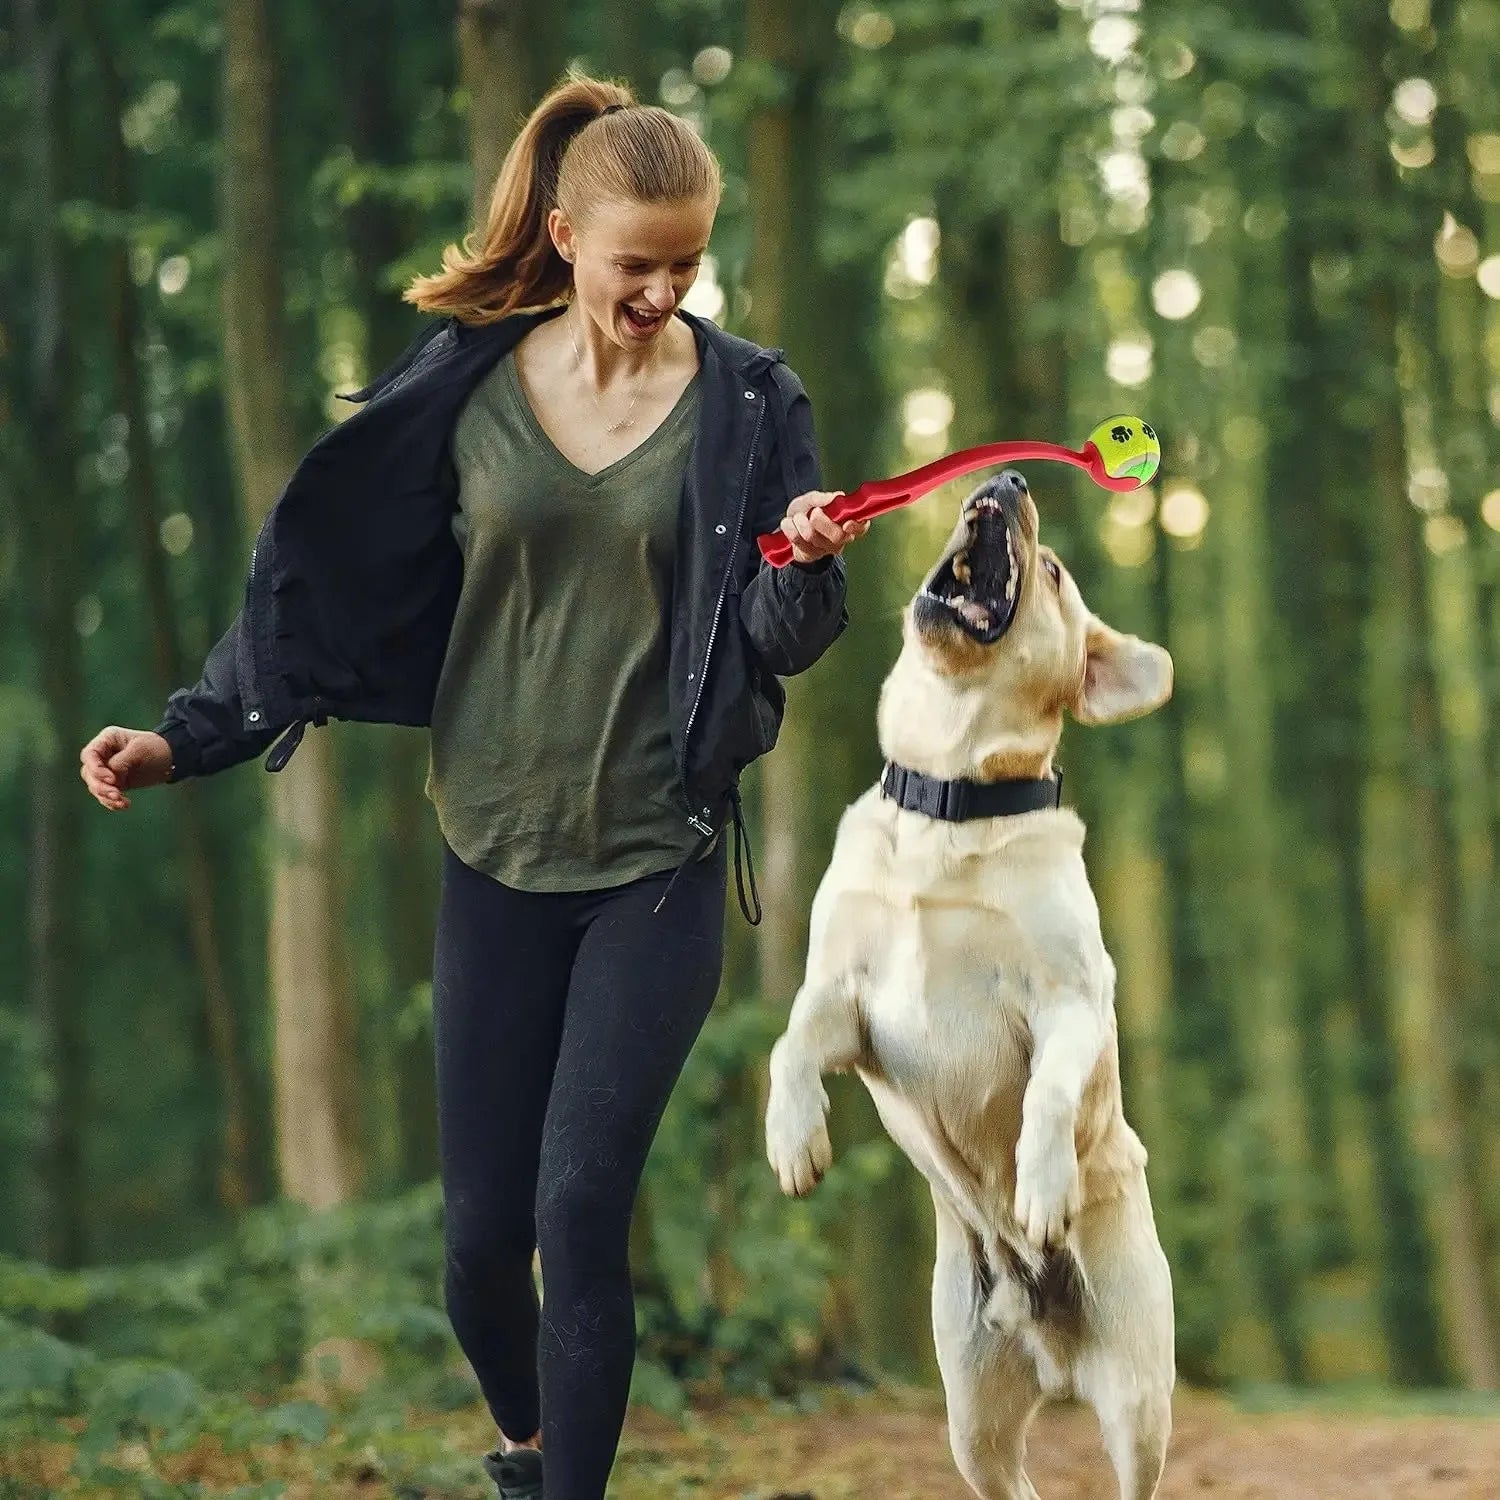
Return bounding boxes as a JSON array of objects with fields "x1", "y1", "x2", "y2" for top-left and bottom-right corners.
[{"x1": 764, "y1": 469, "x2": 1176, "y2": 1500}]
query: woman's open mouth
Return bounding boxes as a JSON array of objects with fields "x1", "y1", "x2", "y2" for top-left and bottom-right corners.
[{"x1": 622, "y1": 304, "x2": 666, "y2": 335}]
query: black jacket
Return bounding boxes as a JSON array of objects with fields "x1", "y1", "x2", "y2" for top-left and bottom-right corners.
[{"x1": 153, "y1": 304, "x2": 849, "y2": 921}]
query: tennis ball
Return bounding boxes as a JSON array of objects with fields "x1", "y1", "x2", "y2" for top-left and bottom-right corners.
[{"x1": 1090, "y1": 416, "x2": 1161, "y2": 485}]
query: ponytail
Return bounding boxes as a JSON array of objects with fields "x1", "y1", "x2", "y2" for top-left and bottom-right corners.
[{"x1": 404, "y1": 68, "x2": 721, "y2": 326}]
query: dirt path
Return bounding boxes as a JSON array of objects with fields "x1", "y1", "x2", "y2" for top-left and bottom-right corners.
[
  {"x1": 8, "y1": 1384, "x2": 1498, "y2": 1495},
  {"x1": 615, "y1": 1385, "x2": 1500, "y2": 1499}
]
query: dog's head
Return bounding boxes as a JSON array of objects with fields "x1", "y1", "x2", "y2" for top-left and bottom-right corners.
[{"x1": 878, "y1": 470, "x2": 1173, "y2": 780}]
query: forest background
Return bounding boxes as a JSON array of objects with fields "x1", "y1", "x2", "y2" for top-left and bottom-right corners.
[{"x1": 4, "y1": 0, "x2": 1500, "y2": 1492}]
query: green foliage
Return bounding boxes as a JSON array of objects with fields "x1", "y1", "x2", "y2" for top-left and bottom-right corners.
[
  {"x1": 0, "y1": 1142, "x2": 872, "y2": 1487},
  {"x1": 5, "y1": 0, "x2": 1500, "y2": 1413},
  {"x1": 639, "y1": 996, "x2": 899, "y2": 1399},
  {"x1": 0, "y1": 1189, "x2": 443, "y2": 1484}
]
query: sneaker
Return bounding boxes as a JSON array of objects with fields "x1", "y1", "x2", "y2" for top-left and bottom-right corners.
[{"x1": 481, "y1": 1444, "x2": 544, "y2": 1499}]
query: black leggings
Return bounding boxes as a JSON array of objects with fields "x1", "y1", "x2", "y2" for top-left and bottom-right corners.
[{"x1": 432, "y1": 833, "x2": 727, "y2": 1500}]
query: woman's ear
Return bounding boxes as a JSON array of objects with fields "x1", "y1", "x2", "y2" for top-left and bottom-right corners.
[
  {"x1": 1072, "y1": 616, "x2": 1173, "y2": 725},
  {"x1": 548, "y1": 206, "x2": 575, "y2": 263}
]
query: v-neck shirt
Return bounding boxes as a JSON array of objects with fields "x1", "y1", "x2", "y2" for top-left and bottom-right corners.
[{"x1": 425, "y1": 346, "x2": 708, "y2": 889}]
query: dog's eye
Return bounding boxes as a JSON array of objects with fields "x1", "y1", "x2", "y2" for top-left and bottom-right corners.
[{"x1": 1043, "y1": 556, "x2": 1061, "y2": 588}]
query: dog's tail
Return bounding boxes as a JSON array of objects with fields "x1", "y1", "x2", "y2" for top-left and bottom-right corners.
[
  {"x1": 1023, "y1": 1245, "x2": 1088, "y2": 1327},
  {"x1": 977, "y1": 1234, "x2": 1089, "y2": 1333}
]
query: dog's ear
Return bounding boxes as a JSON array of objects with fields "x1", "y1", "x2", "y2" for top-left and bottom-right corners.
[{"x1": 1072, "y1": 617, "x2": 1173, "y2": 725}]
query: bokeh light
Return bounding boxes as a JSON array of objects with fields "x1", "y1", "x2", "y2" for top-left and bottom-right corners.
[
  {"x1": 1153, "y1": 269, "x2": 1202, "y2": 319},
  {"x1": 1107, "y1": 336, "x2": 1154, "y2": 388},
  {"x1": 1160, "y1": 484, "x2": 1209, "y2": 540},
  {"x1": 1393, "y1": 78, "x2": 1437, "y2": 126}
]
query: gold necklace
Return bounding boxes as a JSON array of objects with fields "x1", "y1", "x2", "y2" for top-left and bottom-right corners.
[{"x1": 568, "y1": 305, "x2": 656, "y2": 434}]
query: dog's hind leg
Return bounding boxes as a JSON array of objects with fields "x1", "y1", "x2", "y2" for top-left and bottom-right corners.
[
  {"x1": 1088, "y1": 1377, "x2": 1170, "y2": 1500},
  {"x1": 1070, "y1": 1180, "x2": 1174, "y2": 1500},
  {"x1": 932, "y1": 1199, "x2": 1045, "y2": 1500}
]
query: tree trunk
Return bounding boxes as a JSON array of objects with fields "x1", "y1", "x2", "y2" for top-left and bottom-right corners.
[
  {"x1": 596, "y1": 5, "x2": 652, "y2": 98},
  {"x1": 336, "y1": 0, "x2": 440, "y2": 1191},
  {"x1": 1275, "y1": 256, "x2": 1449, "y2": 1383},
  {"x1": 1245, "y1": 0, "x2": 1450, "y2": 1377},
  {"x1": 807, "y1": 251, "x2": 923, "y2": 1381},
  {"x1": 18, "y1": 0, "x2": 89, "y2": 1280},
  {"x1": 1133, "y1": 110, "x2": 1310, "y2": 1380},
  {"x1": 1345, "y1": 0, "x2": 1500, "y2": 1379},
  {"x1": 222, "y1": 0, "x2": 363, "y2": 1210},
  {"x1": 737, "y1": 0, "x2": 850, "y2": 1342},
  {"x1": 737, "y1": 0, "x2": 924, "y2": 1378},
  {"x1": 457, "y1": 0, "x2": 567, "y2": 221},
  {"x1": 1366, "y1": 310, "x2": 1500, "y2": 1387},
  {"x1": 85, "y1": 9, "x2": 258, "y2": 1219}
]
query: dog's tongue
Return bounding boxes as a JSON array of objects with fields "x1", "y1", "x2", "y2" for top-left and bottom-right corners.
[{"x1": 956, "y1": 598, "x2": 993, "y2": 630}]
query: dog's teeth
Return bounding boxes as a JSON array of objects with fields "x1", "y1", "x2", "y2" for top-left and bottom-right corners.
[{"x1": 1006, "y1": 576, "x2": 1016, "y2": 601}]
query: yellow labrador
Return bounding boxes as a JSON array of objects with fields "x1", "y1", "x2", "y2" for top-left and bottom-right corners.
[{"x1": 764, "y1": 470, "x2": 1175, "y2": 1500}]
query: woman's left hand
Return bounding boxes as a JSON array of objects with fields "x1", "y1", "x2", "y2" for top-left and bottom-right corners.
[{"x1": 779, "y1": 491, "x2": 871, "y2": 566}]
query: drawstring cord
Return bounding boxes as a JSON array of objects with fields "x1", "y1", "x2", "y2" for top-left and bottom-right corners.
[
  {"x1": 652, "y1": 782, "x2": 762, "y2": 925},
  {"x1": 727, "y1": 782, "x2": 762, "y2": 925}
]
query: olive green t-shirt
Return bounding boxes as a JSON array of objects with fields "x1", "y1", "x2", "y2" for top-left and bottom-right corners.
[{"x1": 424, "y1": 347, "x2": 710, "y2": 889}]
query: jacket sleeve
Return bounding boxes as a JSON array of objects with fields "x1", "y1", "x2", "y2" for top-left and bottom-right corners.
[
  {"x1": 151, "y1": 612, "x2": 282, "y2": 780},
  {"x1": 738, "y1": 363, "x2": 849, "y2": 677}
]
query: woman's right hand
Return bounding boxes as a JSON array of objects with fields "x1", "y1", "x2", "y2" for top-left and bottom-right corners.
[{"x1": 80, "y1": 727, "x2": 174, "y2": 810}]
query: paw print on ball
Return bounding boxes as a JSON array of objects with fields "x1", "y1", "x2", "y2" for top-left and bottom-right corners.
[{"x1": 1088, "y1": 414, "x2": 1162, "y2": 486}]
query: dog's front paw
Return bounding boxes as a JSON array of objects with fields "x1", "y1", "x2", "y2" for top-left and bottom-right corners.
[
  {"x1": 1013, "y1": 1130, "x2": 1081, "y2": 1251},
  {"x1": 765, "y1": 1074, "x2": 832, "y2": 1197}
]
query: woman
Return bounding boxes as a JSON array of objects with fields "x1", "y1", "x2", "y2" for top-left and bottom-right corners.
[{"x1": 79, "y1": 71, "x2": 865, "y2": 1500}]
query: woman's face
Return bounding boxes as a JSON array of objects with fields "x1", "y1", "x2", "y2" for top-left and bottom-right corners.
[{"x1": 551, "y1": 194, "x2": 716, "y2": 347}]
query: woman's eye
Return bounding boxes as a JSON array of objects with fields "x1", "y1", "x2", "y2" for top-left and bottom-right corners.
[{"x1": 1043, "y1": 557, "x2": 1061, "y2": 587}]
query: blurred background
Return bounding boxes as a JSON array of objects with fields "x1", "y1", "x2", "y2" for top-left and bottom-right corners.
[{"x1": 4, "y1": 0, "x2": 1500, "y2": 1489}]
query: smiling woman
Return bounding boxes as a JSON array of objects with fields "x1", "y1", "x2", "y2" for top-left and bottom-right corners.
[
  {"x1": 546, "y1": 192, "x2": 716, "y2": 413},
  {"x1": 403, "y1": 78, "x2": 721, "y2": 332},
  {"x1": 404, "y1": 75, "x2": 723, "y2": 454},
  {"x1": 90, "y1": 64, "x2": 858, "y2": 1500},
  {"x1": 387, "y1": 67, "x2": 858, "y2": 1500}
]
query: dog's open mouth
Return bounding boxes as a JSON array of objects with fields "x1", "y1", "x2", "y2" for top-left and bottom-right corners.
[{"x1": 918, "y1": 489, "x2": 1024, "y2": 646}]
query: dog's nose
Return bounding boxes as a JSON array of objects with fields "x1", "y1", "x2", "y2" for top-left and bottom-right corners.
[{"x1": 996, "y1": 469, "x2": 1028, "y2": 495}]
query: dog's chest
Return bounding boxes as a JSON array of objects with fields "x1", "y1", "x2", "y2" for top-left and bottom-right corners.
[{"x1": 859, "y1": 899, "x2": 1035, "y2": 1117}]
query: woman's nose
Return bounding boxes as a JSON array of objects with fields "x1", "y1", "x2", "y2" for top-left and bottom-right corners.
[{"x1": 643, "y1": 273, "x2": 676, "y2": 309}]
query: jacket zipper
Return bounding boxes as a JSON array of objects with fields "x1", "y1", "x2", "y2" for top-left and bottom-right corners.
[
  {"x1": 243, "y1": 518, "x2": 271, "y2": 729},
  {"x1": 681, "y1": 392, "x2": 765, "y2": 829}
]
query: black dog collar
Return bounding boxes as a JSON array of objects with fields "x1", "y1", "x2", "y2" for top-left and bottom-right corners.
[{"x1": 880, "y1": 760, "x2": 1063, "y2": 821}]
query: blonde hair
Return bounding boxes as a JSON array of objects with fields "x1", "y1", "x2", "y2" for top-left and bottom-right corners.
[{"x1": 404, "y1": 69, "x2": 722, "y2": 325}]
